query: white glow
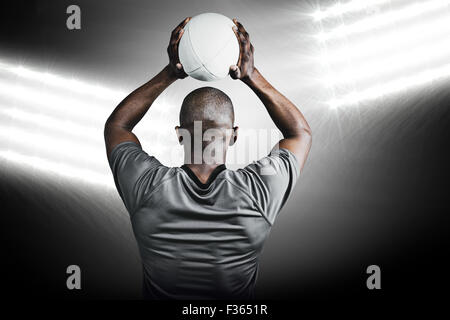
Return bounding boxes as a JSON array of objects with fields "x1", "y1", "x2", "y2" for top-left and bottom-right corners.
[
  {"x1": 317, "y1": 0, "x2": 450, "y2": 41},
  {"x1": 0, "y1": 107, "x2": 102, "y2": 142},
  {"x1": 319, "y1": 16, "x2": 450, "y2": 65},
  {"x1": 0, "y1": 60, "x2": 180, "y2": 187},
  {"x1": 323, "y1": 37, "x2": 450, "y2": 86},
  {"x1": 0, "y1": 80, "x2": 174, "y2": 132},
  {"x1": 328, "y1": 63, "x2": 450, "y2": 108},
  {"x1": 0, "y1": 61, "x2": 126, "y2": 101},
  {"x1": 313, "y1": 0, "x2": 392, "y2": 21},
  {"x1": 0, "y1": 80, "x2": 110, "y2": 123},
  {"x1": 0, "y1": 149, "x2": 112, "y2": 187},
  {"x1": 315, "y1": 0, "x2": 450, "y2": 107},
  {"x1": 0, "y1": 126, "x2": 106, "y2": 167}
]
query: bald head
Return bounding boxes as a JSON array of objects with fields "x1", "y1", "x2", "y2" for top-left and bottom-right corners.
[
  {"x1": 180, "y1": 87, "x2": 234, "y2": 131},
  {"x1": 177, "y1": 87, "x2": 237, "y2": 163}
]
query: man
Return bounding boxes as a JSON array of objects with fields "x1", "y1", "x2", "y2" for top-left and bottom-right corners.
[{"x1": 104, "y1": 17, "x2": 312, "y2": 299}]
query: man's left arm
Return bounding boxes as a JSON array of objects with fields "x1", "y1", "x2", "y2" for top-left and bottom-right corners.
[{"x1": 104, "y1": 17, "x2": 191, "y2": 159}]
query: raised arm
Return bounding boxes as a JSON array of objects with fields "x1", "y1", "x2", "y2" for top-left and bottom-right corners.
[
  {"x1": 229, "y1": 19, "x2": 312, "y2": 170},
  {"x1": 104, "y1": 17, "x2": 191, "y2": 159}
]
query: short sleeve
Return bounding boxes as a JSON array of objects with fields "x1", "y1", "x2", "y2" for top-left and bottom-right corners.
[
  {"x1": 237, "y1": 148, "x2": 300, "y2": 225},
  {"x1": 108, "y1": 141, "x2": 166, "y2": 215}
]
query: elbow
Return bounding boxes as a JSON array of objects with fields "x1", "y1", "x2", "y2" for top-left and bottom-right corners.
[
  {"x1": 285, "y1": 125, "x2": 312, "y2": 141},
  {"x1": 104, "y1": 120, "x2": 111, "y2": 137},
  {"x1": 104, "y1": 118, "x2": 132, "y2": 133},
  {"x1": 286, "y1": 127, "x2": 312, "y2": 149},
  {"x1": 300, "y1": 126, "x2": 312, "y2": 139},
  {"x1": 299, "y1": 127, "x2": 312, "y2": 147},
  {"x1": 104, "y1": 117, "x2": 115, "y2": 134},
  {"x1": 103, "y1": 119, "x2": 127, "y2": 141},
  {"x1": 104, "y1": 114, "x2": 115, "y2": 131}
]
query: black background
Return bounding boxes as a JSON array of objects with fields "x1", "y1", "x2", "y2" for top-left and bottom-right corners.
[{"x1": 0, "y1": 0, "x2": 449, "y2": 310}]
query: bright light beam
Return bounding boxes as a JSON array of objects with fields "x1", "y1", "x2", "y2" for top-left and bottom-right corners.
[
  {"x1": 328, "y1": 63, "x2": 450, "y2": 108},
  {"x1": 0, "y1": 126, "x2": 106, "y2": 167},
  {"x1": 0, "y1": 107, "x2": 103, "y2": 142},
  {"x1": 319, "y1": 15, "x2": 450, "y2": 65},
  {"x1": 0, "y1": 60, "x2": 181, "y2": 186},
  {"x1": 0, "y1": 61, "x2": 126, "y2": 101},
  {"x1": 0, "y1": 80, "x2": 110, "y2": 123},
  {"x1": 323, "y1": 37, "x2": 450, "y2": 86},
  {"x1": 0, "y1": 105, "x2": 170, "y2": 142},
  {"x1": 312, "y1": 0, "x2": 393, "y2": 21},
  {"x1": 0, "y1": 149, "x2": 113, "y2": 187},
  {"x1": 0, "y1": 78, "x2": 174, "y2": 133},
  {"x1": 317, "y1": 0, "x2": 450, "y2": 41}
]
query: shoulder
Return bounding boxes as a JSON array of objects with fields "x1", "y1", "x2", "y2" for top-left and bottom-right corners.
[{"x1": 231, "y1": 148, "x2": 300, "y2": 180}]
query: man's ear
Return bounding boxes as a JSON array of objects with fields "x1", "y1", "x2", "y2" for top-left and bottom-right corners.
[
  {"x1": 175, "y1": 126, "x2": 183, "y2": 145},
  {"x1": 229, "y1": 126, "x2": 239, "y2": 146}
]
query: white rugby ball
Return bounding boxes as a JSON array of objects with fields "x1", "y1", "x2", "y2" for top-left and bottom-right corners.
[{"x1": 179, "y1": 13, "x2": 240, "y2": 81}]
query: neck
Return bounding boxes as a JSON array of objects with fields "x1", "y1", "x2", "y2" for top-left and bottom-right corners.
[
  {"x1": 183, "y1": 147, "x2": 227, "y2": 166},
  {"x1": 183, "y1": 163, "x2": 225, "y2": 184},
  {"x1": 183, "y1": 150, "x2": 227, "y2": 184}
]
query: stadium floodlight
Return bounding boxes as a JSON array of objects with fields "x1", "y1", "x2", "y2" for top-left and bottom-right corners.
[
  {"x1": 0, "y1": 61, "x2": 126, "y2": 101},
  {"x1": 0, "y1": 126, "x2": 106, "y2": 167},
  {"x1": 317, "y1": 0, "x2": 450, "y2": 41},
  {"x1": 0, "y1": 82, "x2": 173, "y2": 132},
  {"x1": 323, "y1": 37, "x2": 450, "y2": 86},
  {"x1": 327, "y1": 63, "x2": 450, "y2": 108},
  {"x1": 0, "y1": 80, "x2": 110, "y2": 124},
  {"x1": 0, "y1": 149, "x2": 112, "y2": 187},
  {"x1": 0, "y1": 107, "x2": 102, "y2": 142},
  {"x1": 319, "y1": 16, "x2": 450, "y2": 65},
  {"x1": 315, "y1": 0, "x2": 450, "y2": 108},
  {"x1": 312, "y1": 0, "x2": 393, "y2": 21},
  {"x1": 0, "y1": 60, "x2": 176, "y2": 188}
]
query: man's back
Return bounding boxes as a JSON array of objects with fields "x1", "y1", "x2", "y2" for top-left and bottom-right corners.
[
  {"x1": 109, "y1": 142, "x2": 300, "y2": 299},
  {"x1": 104, "y1": 18, "x2": 311, "y2": 300}
]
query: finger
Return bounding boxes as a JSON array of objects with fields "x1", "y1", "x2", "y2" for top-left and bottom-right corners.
[
  {"x1": 229, "y1": 65, "x2": 241, "y2": 79},
  {"x1": 233, "y1": 26, "x2": 248, "y2": 57},
  {"x1": 167, "y1": 45, "x2": 175, "y2": 60},
  {"x1": 232, "y1": 25, "x2": 242, "y2": 45},
  {"x1": 173, "y1": 42, "x2": 180, "y2": 63},
  {"x1": 232, "y1": 26, "x2": 243, "y2": 66},
  {"x1": 170, "y1": 29, "x2": 184, "y2": 63},
  {"x1": 176, "y1": 28, "x2": 184, "y2": 43},
  {"x1": 233, "y1": 18, "x2": 244, "y2": 30},
  {"x1": 233, "y1": 24, "x2": 248, "y2": 45},
  {"x1": 233, "y1": 19, "x2": 250, "y2": 43},
  {"x1": 172, "y1": 17, "x2": 190, "y2": 33},
  {"x1": 171, "y1": 17, "x2": 190, "y2": 39},
  {"x1": 232, "y1": 25, "x2": 239, "y2": 38},
  {"x1": 177, "y1": 16, "x2": 191, "y2": 29},
  {"x1": 238, "y1": 32, "x2": 247, "y2": 46},
  {"x1": 174, "y1": 30, "x2": 185, "y2": 59},
  {"x1": 171, "y1": 27, "x2": 184, "y2": 43},
  {"x1": 238, "y1": 31, "x2": 246, "y2": 42},
  {"x1": 233, "y1": 19, "x2": 247, "y2": 35},
  {"x1": 177, "y1": 63, "x2": 188, "y2": 78},
  {"x1": 233, "y1": 67, "x2": 241, "y2": 79},
  {"x1": 229, "y1": 65, "x2": 237, "y2": 79}
]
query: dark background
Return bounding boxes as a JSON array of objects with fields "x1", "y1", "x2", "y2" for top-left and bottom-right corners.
[{"x1": 0, "y1": 0, "x2": 449, "y2": 306}]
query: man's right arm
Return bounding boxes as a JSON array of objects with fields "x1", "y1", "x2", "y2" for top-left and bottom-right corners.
[
  {"x1": 229, "y1": 19, "x2": 312, "y2": 171},
  {"x1": 244, "y1": 69, "x2": 312, "y2": 170}
]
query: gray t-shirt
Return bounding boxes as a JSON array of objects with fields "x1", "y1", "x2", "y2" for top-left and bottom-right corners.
[{"x1": 109, "y1": 141, "x2": 300, "y2": 299}]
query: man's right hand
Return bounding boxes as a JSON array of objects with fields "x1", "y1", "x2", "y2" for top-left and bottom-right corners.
[
  {"x1": 229, "y1": 19, "x2": 312, "y2": 170},
  {"x1": 229, "y1": 19, "x2": 256, "y2": 82},
  {"x1": 167, "y1": 17, "x2": 191, "y2": 79}
]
